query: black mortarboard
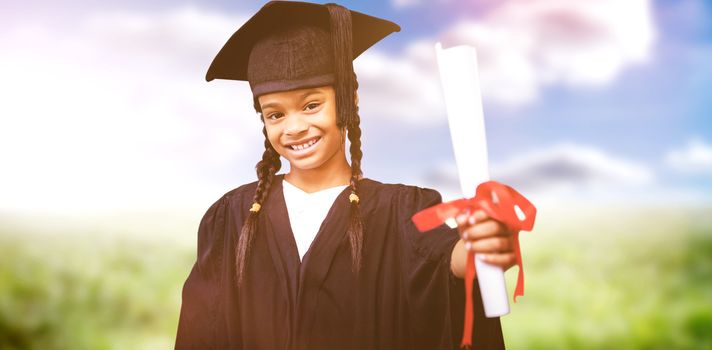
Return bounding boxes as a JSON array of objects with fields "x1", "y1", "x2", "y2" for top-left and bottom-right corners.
[{"x1": 206, "y1": 0, "x2": 400, "y2": 126}]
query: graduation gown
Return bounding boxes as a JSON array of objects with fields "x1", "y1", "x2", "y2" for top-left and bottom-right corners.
[{"x1": 175, "y1": 174, "x2": 505, "y2": 349}]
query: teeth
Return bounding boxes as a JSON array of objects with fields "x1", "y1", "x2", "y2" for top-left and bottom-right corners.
[{"x1": 290, "y1": 138, "x2": 318, "y2": 151}]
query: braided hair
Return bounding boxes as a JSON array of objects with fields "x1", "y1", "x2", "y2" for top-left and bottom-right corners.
[{"x1": 234, "y1": 97, "x2": 282, "y2": 286}]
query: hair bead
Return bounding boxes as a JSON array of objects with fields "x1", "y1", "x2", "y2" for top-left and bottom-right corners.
[
  {"x1": 349, "y1": 192, "x2": 360, "y2": 204},
  {"x1": 249, "y1": 202, "x2": 262, "y2": 213}
]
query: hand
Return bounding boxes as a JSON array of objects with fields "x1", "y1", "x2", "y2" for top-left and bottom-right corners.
[{"x1": 450, "y1": 209, "x2": 517, "y2": 279}]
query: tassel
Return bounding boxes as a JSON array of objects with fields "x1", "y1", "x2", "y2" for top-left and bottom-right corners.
[{"x1": 326, "y1": 3, "x2": 356, "y2": 128}]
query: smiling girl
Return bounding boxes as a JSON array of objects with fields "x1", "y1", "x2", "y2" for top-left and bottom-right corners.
[{"x1": 175, "y1": 1, "x2": 516, "y2": 349}]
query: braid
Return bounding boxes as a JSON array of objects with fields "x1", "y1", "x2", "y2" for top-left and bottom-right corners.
[
  {"x1": 235, "y1": 97, "x2": 282, "y2": 286},
  {"x1": 346, "y1": 72, "x2": 364, "y2": 273}
]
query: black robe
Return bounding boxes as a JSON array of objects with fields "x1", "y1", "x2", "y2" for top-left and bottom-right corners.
[{"x1": 175, "y1": 175, "x2": 505, "y2": 349}]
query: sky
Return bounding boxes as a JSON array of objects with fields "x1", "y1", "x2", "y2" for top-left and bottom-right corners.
[{"x1": 1, "y1": 0, "x2": 711, "y2": 214}]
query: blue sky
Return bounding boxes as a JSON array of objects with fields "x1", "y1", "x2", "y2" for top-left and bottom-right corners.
[{"x1": 1, "y1": 0, "x2": 710, "y2": 212}]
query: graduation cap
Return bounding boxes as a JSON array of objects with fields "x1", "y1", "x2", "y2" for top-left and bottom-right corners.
[{"x1": 206, "y1": 0, "x2": 400, "y2": 126}]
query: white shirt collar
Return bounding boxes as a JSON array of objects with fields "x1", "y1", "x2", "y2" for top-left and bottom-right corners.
[{"x1": 282, "y1": 179, "x2": 349, "y2": 261}]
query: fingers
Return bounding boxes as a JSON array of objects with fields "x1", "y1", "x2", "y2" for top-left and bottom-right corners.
[
  {"x1": 461, "y1": 219, "x2": 509, "y2": 240},
  {"x1": 455, "y1": 208, "x2": 517, "y2": 272},
  {"x1": 465, "y1": 236, "x2": 512, "y2": 253},
  {"x1": 456, "y1": 209, "x2": 488, "y2": 227},
  {"x1": 477, "y1": 252, "x2": 517, "y2": 269}
]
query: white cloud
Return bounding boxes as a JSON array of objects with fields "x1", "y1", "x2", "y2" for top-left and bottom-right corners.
[
  {"x1": 0, "y1": 6, "x2": 263, "y2": 211},
  {"x1": 492, "y1": 142, "x2": 655, "y2": 190},
  {"x1": 354, "y1": 51, "x2": 445, "y2": 123},
  {"x1": 392, "y1": 0, "x2": 424, "y2": 9},
  {"x1": 435, "y1": 0, "x2": 656, "y2": 106},
  {"x1": 421, "y1": 142, "x2": 655, "y2": 201},
  {"x1": 353, "y1": 0, "x2": 656, "y2": 126},
  {"x1": 664, "y1": 137, "x2": 712, "y2": 174},
  {"x1": 82, "y1": 7, "x2": 246, "y2": 69}
]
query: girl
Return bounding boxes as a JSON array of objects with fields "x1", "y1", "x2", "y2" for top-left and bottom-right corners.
[{"x1": 176, "y1": 1, "x2": 517, "y2": 349}]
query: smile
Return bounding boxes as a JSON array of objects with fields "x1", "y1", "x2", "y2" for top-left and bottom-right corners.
[{"x1": 287, "y1": 137, "x2": 321, "y2": 152}]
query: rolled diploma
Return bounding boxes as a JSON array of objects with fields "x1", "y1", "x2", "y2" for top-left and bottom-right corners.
[{"x1": 434, "y1": 42, "x2": 509, "y2": 318}]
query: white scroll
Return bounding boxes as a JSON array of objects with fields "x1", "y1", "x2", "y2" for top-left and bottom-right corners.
[{"x1": 434, "y1": 42, "x2": 510, "y2": 318}]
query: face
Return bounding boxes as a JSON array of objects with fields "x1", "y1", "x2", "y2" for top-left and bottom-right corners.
[{"x1": 258, "y1": 85, "x2": 346, "y2": 172}]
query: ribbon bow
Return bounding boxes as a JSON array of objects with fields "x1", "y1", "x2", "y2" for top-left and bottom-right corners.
[{"x1": 411, "y1": 180, "x2": 537, "y2": 349}]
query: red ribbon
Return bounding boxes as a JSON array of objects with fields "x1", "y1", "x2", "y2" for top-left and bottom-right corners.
[{"x1": 411, "y1": 181, "x2": 536, "y2": 349}]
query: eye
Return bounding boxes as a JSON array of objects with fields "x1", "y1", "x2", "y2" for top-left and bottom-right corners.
[
  {"x1": 267, "y1": 112, "x2": 283, "y2": 120},
  {"x1": 304, "y1": 102, "x2": 320, "y2": 111}
]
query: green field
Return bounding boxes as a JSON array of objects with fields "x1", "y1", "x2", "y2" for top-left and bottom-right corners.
[{"x1": 1, "y1": 206, "x2": 711, "y2": 349}]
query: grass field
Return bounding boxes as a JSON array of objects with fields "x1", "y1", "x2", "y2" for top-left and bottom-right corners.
[
  {"x1": 501, "y1": 205, "x2": 712, "y2": 350},
  {"x1": 1, "y1": 205, "x2": 710, "y2": 349}
]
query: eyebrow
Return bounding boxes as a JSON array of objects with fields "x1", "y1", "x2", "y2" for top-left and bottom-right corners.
[{"x1": 260, "y1": 90, "x2": 324, "y2": 110}]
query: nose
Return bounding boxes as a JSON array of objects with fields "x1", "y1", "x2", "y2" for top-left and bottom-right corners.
[{"x1": 284, "y1": 113, "x2": 308, "y2": 136}]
